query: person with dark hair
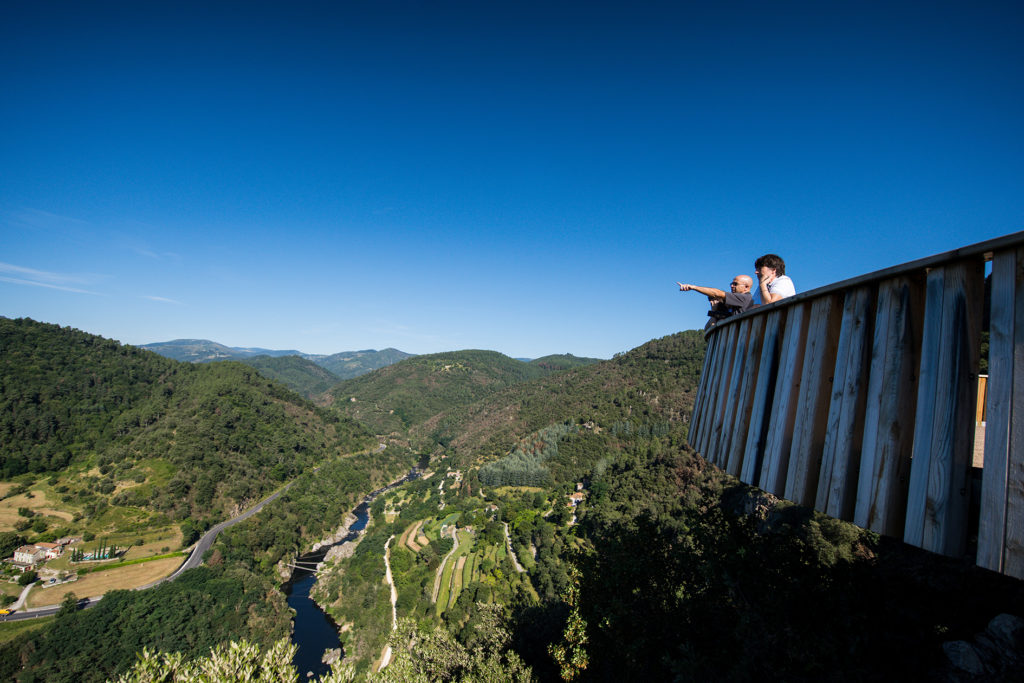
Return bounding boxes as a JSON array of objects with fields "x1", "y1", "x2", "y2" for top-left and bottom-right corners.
[
  {"x1": 677, "y1": 274, "x2": 754, "y2": 327},
  {"x1": 753, "y1": 253, "x2": 795, "y2": 304}
]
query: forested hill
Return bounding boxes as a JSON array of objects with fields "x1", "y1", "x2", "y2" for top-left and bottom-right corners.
[
  {"x1": 328, "y1": 349, "x2": 561, "y2": 436},
  {"x1": 413, "y1": 331, "x2": 707, "y2": 476},
  {"x1": 528, "y1": 353, "x2": 604, "y2": 372},
  {"x1": 238, "y1": 354, "x2": 341, "y2": 398},
  {"x1": 0, "y1": 317, "x2": 374, "y2": 520},
  {"x1": 315, "y1": 347, "x2": 414, "y2": 379}
]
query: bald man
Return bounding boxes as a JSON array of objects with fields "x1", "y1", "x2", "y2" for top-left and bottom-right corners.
[{"x1": 677, "y1": 274, "x2": 754, "y2": 327}]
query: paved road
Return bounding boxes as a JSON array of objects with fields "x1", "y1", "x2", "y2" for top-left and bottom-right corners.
[{"x1": 2, "y1": 479, "x2": 299, "y2": 622}]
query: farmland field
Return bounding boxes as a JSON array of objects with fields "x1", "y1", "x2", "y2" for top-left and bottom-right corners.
[{"x1": 27, "y1": 556, "x2": 184, "y2": 607}]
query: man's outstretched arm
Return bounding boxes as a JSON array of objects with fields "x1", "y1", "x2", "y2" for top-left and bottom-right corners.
[{"x1": 677, "y1": 282, "x2": 727, "y2": 300}]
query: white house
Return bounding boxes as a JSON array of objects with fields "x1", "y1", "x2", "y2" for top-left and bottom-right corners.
[{"x1": 13, "y1": 545, "x2": 46, "y2": 567}]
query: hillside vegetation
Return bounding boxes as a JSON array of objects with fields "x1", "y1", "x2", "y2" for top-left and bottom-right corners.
[
  {"x1": 0, "y1": 317, "x2": 374, "y2": 526},
  {"x1": 239, "y1": 354, "x2": 341, "y2": 398},
  {"x1": 329, "y1": 350, "x2": 558, "y2": 438},
  {"x1": 316, "y1": 348, "x2": 415, "y2": 380},
  {"x1": 416, "y1": 332, "x2": 706, "y2": 474}
]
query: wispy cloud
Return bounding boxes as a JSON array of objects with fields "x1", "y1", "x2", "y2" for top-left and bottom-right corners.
[
  {"x1": 115, "y1": 224, "x2": 181, "y2": 261},
  {"x1": 0, "y1": 262, "x2": 102, "y2": 295},
  {"x1": 0, "y1": 276, "x2": 100, "y2": 295},
  {"x1": 141, "y1": 295, "x2": 183, "y2": 305},
  {"x1": 8, "y1": 208, "x2": 91, "y2": 233}
]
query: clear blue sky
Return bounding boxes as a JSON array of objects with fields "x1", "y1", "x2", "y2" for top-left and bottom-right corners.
[{"x1": 2, "y1": 1, "x2": 1021, "y2": 359}]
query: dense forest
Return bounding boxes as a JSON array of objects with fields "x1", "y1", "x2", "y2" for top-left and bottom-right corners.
[{"x1": 238, "y1": 354, "x2": 342, "y2": 398}]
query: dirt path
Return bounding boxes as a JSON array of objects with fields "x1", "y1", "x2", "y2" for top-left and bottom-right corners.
[
  {"x1": 378, "y1": 535, "x2": 398, "y2": 672},
  {"x1": 503, "y1": 522, "x2": 526, "y2": 573},
  {"x1": 431, "y1": 527, "x2": 459, "y2": 602}
]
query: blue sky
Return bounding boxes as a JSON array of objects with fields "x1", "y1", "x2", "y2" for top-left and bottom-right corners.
[{"x1": 2, "y1": 1, "x2": 1021, "y2": 359}]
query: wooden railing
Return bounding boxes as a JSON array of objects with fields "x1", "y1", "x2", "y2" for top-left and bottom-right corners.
[{"x1": 688, "y1": 231, "x2": 1024, "y2": 579}]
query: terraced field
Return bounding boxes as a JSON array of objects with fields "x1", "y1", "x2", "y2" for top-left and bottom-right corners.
[{"x1": 435, "y1": 529, "x2": 473, "y2": 615}]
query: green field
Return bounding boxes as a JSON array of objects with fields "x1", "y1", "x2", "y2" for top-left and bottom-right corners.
[{"x1": 0, "y1": 616, "x2": 52, "y2": 645}]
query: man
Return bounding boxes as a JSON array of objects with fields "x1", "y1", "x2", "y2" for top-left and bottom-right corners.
[
  {"x1": 753, "y1": 253, "x2": 795, "y2": 304},
  {"x1": 677, "y1": 274, "x2": 754, "y2": 327}
]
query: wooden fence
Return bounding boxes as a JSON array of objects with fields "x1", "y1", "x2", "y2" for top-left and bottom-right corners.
[{"x1": 688, "y1": 231, "x2": 1024, "y2": 579}]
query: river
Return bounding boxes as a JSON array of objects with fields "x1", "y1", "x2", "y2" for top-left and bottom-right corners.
[{"x1": 284, "y1": 469, "x2": 420, "y2": 678}]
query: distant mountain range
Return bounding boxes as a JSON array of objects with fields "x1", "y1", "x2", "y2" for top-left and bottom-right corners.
[{"x1": 140, "y1": 339, "x2": 415, "y2": 379}]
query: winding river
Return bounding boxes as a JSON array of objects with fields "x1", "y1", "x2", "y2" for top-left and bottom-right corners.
[{"x1": 284, "y1": 469, "x2": 419, "y2": 678}]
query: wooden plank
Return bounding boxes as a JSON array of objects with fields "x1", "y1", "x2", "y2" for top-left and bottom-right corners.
[
  {"x1": 855, "y1": 275, "x2": 924, "y2": 536},
  {"x1": 688, "y1": 331, "x2": 719, "y2": 448},
  {"x1": 693, "y1": 329, "x2": 724, "y2": 456},
  {"x1": 759, "y1": 302, "x2": 810, "y2": 497},
  {"x1": 696, "y1": 323, "x2": 734, "y2": 459},
  {"x1": 904, "y1": 258, "x2": 984, "y2": 556},
  {"x1": 741, "y1": 309, "x2": 785, "y2": 485},
  {"x1": 726, "y1": 315, "x2": 767, "y2": 477},
  {"x1": 977, "y1": 249, "x2": 1017, "y2": 572},
  {"x1": 1006, "y1": 262, "x2": 1024, "y2": 580},
  {"x1": 817, "y1": 285, "x2": 875, "y2": 519},
  {"x1": 785, "y1": 294, "x2": 843, "y2": 507},
  {"x1": 716, "y1": 317, "x2": 755, "y2": 471},
  {"x1": 902, "y1": 266, "x2": 948, "y2": 545},
  {"x1": 707, "y1": 323, "x2": 741, "y2": 466}
]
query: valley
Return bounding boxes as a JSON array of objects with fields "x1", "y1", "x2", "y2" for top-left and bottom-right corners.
[{"x1": 3, "y1": 316, "x2": 1024, "y2": 681}]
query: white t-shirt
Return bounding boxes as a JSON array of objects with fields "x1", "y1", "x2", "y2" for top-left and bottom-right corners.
[{"x1": 753, "y1": 275, "x2": 795, "y2": 304}]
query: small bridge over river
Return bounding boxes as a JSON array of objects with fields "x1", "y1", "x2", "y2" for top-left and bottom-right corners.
[{"x1": 689, "y1": 231, "x2": 1024, "y2": 580}]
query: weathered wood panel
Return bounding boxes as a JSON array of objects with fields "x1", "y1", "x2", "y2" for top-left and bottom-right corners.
[
  {"x1": 715, "y1": 317, "x2": 755, "y2": 472},
  {"x1": 688, "y1": 330, "x2": 719, "y2": 448},
  {"x1": 760, "y1": 303, "x2": 810, "y2": 497},
  {"x1": 693, "y1": 328, "x2": 725, "y2": 455},
  {"x1": 741, "y1": 309, "x2": 786, "y2": 484},
  {"x1": 904, "y1": 259, "x2": 984, "y2": 556},
  {"x1": 711, "y1": 323, "x2": 743, "y2": 467},
  {"x1": 785, "y1": 294, "x2": 844, "y2": 507},
  {"x1": 699, "y1": 322, "x2": 738, "y2": 461},
  {"x1": 855, "y1": 276, "x2": 924, "y2": 537},
  {"x1": 726, "y1": 315, "x2": 767, "y2": 477},
  {"x1": 816, "y1": 285, "x2": 875, "y2": 519},
  {"x1": 978, "y1": 247, "x2": 1024, "y2": 578}
]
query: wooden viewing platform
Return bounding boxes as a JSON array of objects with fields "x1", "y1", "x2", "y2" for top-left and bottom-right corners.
[{"x1": 688, "y1": 231, "x2": 1023, "y2": 579}]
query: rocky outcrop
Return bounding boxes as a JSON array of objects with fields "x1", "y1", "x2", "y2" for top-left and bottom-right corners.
[
  {"x1": 944, "y1": 613, "x2": 1024, "y2": 680},
  {"x1": 312, "y1": 512, "x2": 359, "y2": 552}
]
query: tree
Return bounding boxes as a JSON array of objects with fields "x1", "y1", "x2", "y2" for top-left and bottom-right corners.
[
  {"x1": 549, "y1": 564, "x2": 589, "y2": 681},
  {"x1": 58, "y1": 592, "x2": 79, "y2": 618}
]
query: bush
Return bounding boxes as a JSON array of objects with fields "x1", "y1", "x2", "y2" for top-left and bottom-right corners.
[{"x1": 18, "y1": 570, "x2": 38, "y2": 586}]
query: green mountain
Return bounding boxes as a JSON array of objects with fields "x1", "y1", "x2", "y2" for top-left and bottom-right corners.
[
  {"x1": 238, "y1": 354, "x2": 341, "y2": 398},
  {"x1": 329, "y1": 349, "x2": 562, "y2": 438},
  {"x1": 528, "y1": 353, "x2": 604, "y2": 372},
  {"x1": 315, "y1": 347, "x2": 415, "y2": 379},
  {"x1": 412, "y1": 332, "x2": 707, "y2": 477},
  {"x1": 0, "y1": 317, "x2": 374, "y2": 522}
]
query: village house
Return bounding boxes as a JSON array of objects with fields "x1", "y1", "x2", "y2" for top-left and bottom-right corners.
[{"x1": 12, "y1": 545, "x2": 46, "y2": 570}]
